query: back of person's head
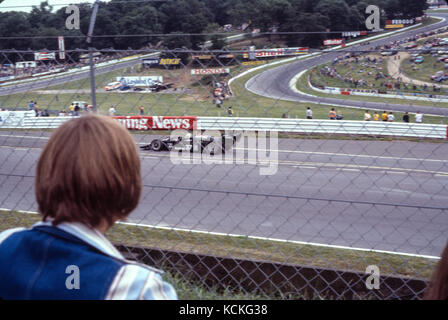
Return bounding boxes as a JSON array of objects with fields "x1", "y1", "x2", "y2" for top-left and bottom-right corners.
[
  {"x1": 425, "y1": 244, "x2": 448, "y2": 300},
  {"x1": 35, "y1": 114, "x2": 142, "y2": 229}
]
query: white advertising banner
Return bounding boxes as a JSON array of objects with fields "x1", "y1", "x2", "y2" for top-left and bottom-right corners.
[
  {"x1": 323, "y1": 39, "x2": 343, "y2": 45},
  {"x1": 116, "y1": 76, "x2": 163, "y2": 86},
  {"x1": 191, "y1": 68, "x2": 230, "y2": 75},
  {"x1": 34, "y1": 52, "x2": 56, "y2": 61},
  {"x1": 58, "y1": 36, "x2": 65, "y2": 60},
  {"x1": 0, "y1": 111, "x2": 35, "y2": 127}
]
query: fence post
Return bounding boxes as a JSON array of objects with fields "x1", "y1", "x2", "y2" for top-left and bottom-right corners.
[{"x1": 86, "y1": 0, "x2": 100, "y2": 113}]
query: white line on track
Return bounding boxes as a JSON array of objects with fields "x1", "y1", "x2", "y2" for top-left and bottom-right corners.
[
  {"x1": 0, "y1": 207, "x2": 439, "y2": 260},
  {"x1": 235, "y1": 147, "x2": 448, "y2": 164},
  {"x1": 3, "y1": 134, "x2": 447, "y2": 164},
  {"x1": 0, "y1": 134, "x2": 49, "y2": 140},
  {"x1": 2, "y1": 144, "x2": 447, "y2": 175}
]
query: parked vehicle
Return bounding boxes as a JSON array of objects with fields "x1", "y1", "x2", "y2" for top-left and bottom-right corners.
[
  {"x1": 415, "y1": 56, "x2": 424, "y2": 64},
  {"x1": 381, "y1": 50, "x2": 397, "y2": 56},
  {"x1": 104, "y1": 81, "x2": 123, "y2": 91},
  {"x1": 431, "y1": 71, "x2": 444, "y2": 81},
  {"x1": 431, "y1": 70, "x2": 448, "y2": 82},
  {"x1": 118, "y1": 85, "x2": 132, "y2": 91}
]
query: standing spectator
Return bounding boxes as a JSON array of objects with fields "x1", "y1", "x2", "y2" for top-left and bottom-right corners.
[
  {"x1": 0, "y1": 115, "x2": 178, "y2": 300},
  {"x1": 415, "y1": 111, "x2": 423, "y2": 123},
  {"x1": 74, "y1": 104, "x2": 80, "y2": 116},
  {"x1": 306, "y1": 107, "x2": 313, "y2": 119},
  {"x1": 329, "y1": 108, "x2": 336, "y2": 120},
  {"x1": 387, "y1": 112, "x2": 395, "y2": 122},
  {"x1": 34, "y1": 102, "x2": 39, "y2": 117},
  {"x1": 402, "y1": 112, "x2": 410, "y2": 123},
  {"x1": 373, "y1": 111, "x2": 380, "y2": 121},
  {"x1": 227, "y1": 106, "x2": 233, "y2": 117},
  {"x1": 69, "y1": 103, "x2": 75, "y2": 114},
  {"x1": 108, "y1": 106, "x2": 116, "y2": 116},
  {"x1": 381, "y1": 111, "x2": 388, "y2": 121},
  {"x1": 28, "y1": 100, "x2": 34, "y2": 110},
  {"x1": 139, "y1": 106, "x2": 144, "y2": 116},
  {"x1": 364, "y1": 110, "x2": 371, "y2": 121}
]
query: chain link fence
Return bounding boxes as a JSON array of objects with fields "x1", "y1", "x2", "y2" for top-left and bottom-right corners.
[{"x1": 1, "y1": 35, "x2": 447, "y2": 299}]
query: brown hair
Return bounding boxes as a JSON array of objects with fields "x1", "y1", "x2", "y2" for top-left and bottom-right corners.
[
  {"x1": 36, "y1": 114, "x2": 141, "y2": 229},
  {"x1": 424, "y1": 244, "x2": 448, "y2": 300}
]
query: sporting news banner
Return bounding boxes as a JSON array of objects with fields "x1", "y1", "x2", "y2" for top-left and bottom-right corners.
[{"x1": 114, "y1": 116, "x2": 197, "y2": 130}]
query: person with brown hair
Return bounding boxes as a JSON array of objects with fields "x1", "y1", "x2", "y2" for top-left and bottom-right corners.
[
  {"x1": 424, "y1": 244, "x2": 448, "y2": 300},
  {"x1": 0, "y1": 114, "x2": 177, "y2": 300}
]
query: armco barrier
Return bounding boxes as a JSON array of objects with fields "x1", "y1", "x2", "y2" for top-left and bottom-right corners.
[
  {"x1": 308, "y1": 77, "x2": 448, "y2": 103},
  {"x1": 1, "y1": 114, "x2": 446, "y2": 140},
  {"x1": 197, "y1": 117, "x2": 448, "y2": 139}
]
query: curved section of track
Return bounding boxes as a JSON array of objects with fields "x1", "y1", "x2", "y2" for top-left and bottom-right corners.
[{"x1": 246, "y1": 14, "x2": 448, "y2": 117}]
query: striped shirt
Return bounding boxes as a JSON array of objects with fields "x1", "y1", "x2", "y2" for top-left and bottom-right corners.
[{"x1": 0, "y1": 221, "x2": 178, "y2": 300}]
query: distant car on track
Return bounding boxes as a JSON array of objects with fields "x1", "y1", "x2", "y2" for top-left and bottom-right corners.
[{"x1": 140, "y1": 132, "x2": 241, "y2": 154}]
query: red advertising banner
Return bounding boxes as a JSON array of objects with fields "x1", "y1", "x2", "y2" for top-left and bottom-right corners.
[{"x1": 114, "y1": 116, "x2": 197, "y2": 130}]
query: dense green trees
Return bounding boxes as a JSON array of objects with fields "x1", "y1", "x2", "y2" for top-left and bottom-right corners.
[{"x1": 0, "y1": 0, "x2": 429, "y2": 51}]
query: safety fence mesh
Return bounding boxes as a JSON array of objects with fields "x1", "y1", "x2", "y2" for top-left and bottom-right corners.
[{"x1": 1, "y1": 31, "x2": 447, "y2": 300}]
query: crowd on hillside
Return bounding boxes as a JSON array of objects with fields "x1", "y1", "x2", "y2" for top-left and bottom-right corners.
[
  {"x1": 213, "y1": 81, "x2": 232, "y2": 107},
  {"x1": 318, "y1": 54, "x2": 445, "y2": 93}
]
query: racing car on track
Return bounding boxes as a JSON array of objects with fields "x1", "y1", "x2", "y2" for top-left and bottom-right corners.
[{"x1": 140, "y1": 132, "x2": 240, "y2": 154}]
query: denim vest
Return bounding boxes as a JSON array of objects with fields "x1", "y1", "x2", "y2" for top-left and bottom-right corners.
[{"x1": 0, "y1": 225, "x2": 125, "y2": 299}]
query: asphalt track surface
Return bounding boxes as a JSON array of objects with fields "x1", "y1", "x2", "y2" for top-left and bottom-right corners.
[
  {"x1": 246, "y1": 13, "x2": 448, "y2": 117},
  {"x1": 1, "y1": 131, "x2": 447, "y2": 256},
  {"x1": 0, "y1": 56, "x2": 151, "y2": 97}
]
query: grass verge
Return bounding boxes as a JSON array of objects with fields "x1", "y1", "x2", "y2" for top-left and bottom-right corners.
[{"x1": 0, "y1": 209, "x2": 438, "y2": 284}]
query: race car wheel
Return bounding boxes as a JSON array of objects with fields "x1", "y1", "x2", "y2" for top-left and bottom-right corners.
[
  {"x1": 202, "y1": 142, "x2": 225, "y2": 155},
  {"x1": 150, "y1": 139, "x2": 163, "y2": 151}
]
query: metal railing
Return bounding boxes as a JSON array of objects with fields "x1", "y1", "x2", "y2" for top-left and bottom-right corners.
[{"x1": 1, "y1": 114, "x2": 446, "y2": 140}]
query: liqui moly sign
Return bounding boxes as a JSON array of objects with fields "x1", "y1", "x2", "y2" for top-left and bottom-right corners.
[{"x1": 114, "y1": 116, "x2": 197, "y2": 130}]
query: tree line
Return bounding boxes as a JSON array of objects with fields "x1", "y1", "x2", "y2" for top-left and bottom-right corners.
[{"x1": 0, "y1": 0, "x2": 428, "y2": 52}]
